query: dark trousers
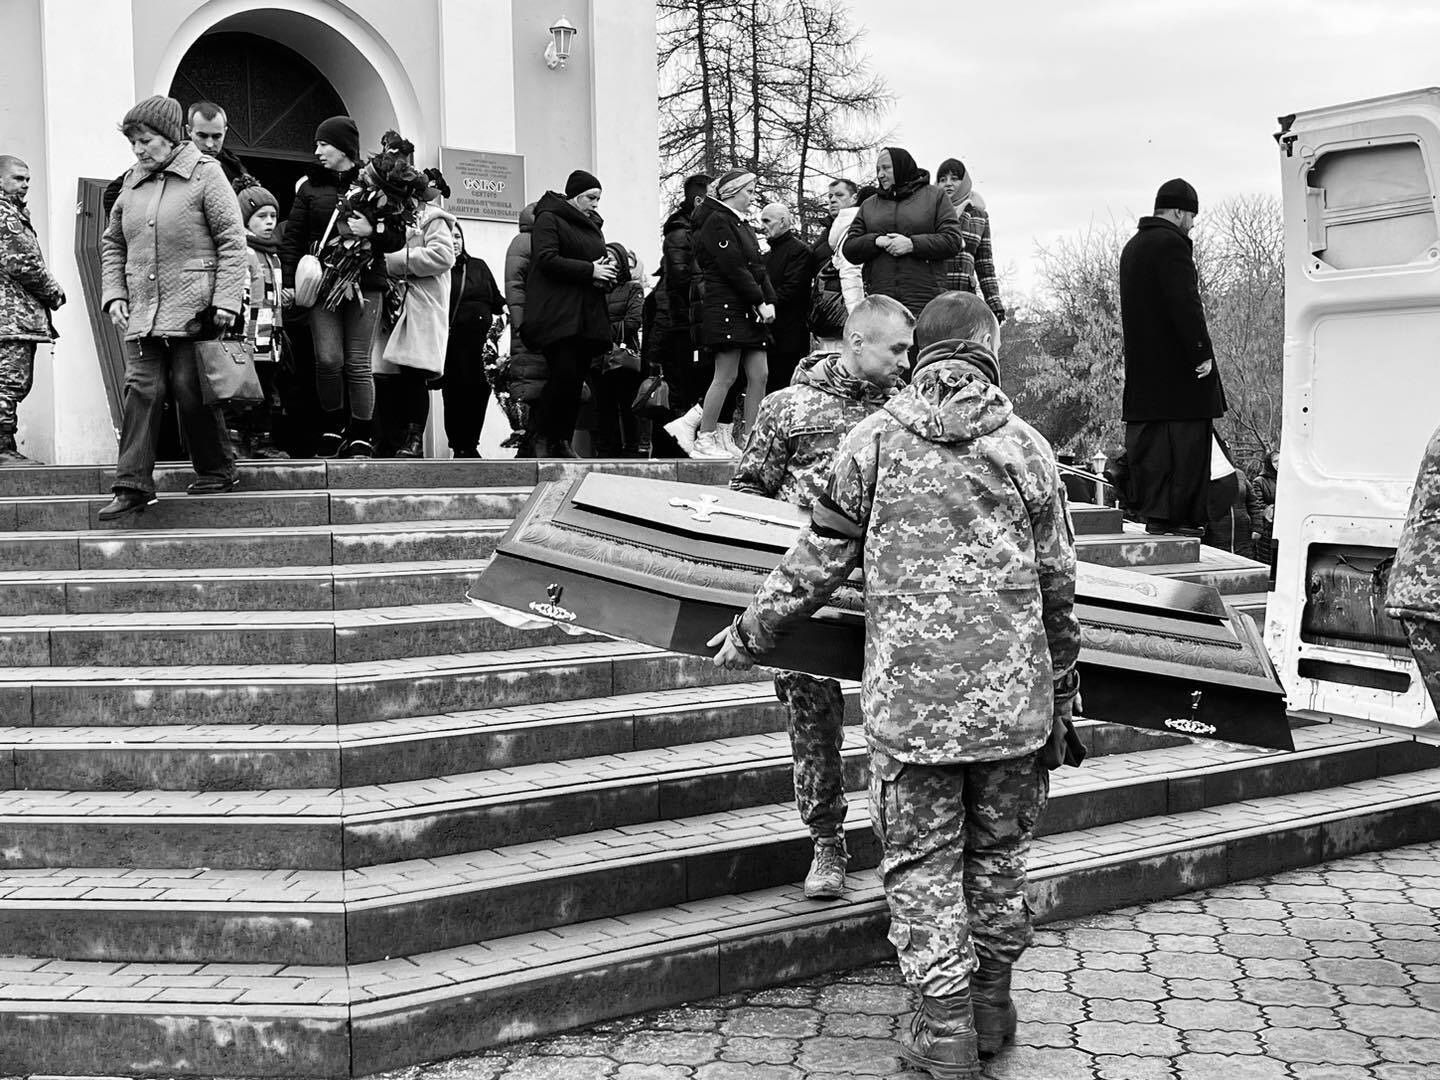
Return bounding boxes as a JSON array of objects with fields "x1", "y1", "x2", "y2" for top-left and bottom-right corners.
[
  {"x1": 442, "y1": 325, "x2": 490, "y2": 453},
  {"x1": 373, "y1": 368, "x2": 431, "y2": 454},
  {"x1": 538, "y1": 337, "x2": 599, "y2": 446},
  {"x1": 592, "y1": 366, "x2": 643, "y2": 455},
  {"x1": 114, "y1": 337, "x2": 235, "y2": 494},
  {"x1": 310, "y1": 290, "x2": 380, "y2": 420},
  {"x1": 1124, "y1": 419, "x2": 1211, "y2": 529}
]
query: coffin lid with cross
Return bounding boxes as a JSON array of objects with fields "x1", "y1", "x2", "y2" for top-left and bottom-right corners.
[{"x1": 471, "y1": 473, "x2": 1291, "y2": 751}]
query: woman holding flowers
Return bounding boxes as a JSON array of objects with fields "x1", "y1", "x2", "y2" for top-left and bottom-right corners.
[{"x1": 281, "y1": 117, "x2": 414, "y2": 457}]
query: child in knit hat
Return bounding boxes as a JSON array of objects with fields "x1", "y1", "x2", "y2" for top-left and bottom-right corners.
[{"x1": 233, "y1": 176, "x2": 289, "y2": 459}]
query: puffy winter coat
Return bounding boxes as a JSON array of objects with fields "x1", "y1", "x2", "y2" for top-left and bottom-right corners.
[
  {"x1": 661, "y1": 205, "x2": 697, "y2": 326},
  {"x1": 731, "y1": 351, "x2": 897, "y2": 510},
  {"x1": 279, "y1": 165, "x2": 404, "y2": 294},
  {"x1": 693, "y1": 196, "x2": 776, "y2": 350},
  {"x1": 605, "y1": 279, "x2": 644, "y2": 352},
  {"x1": 842, "y1": 177, "x2": 963, "y2": 318},
  {"x1": 522, "y1": 191, "x2": 610, "y2": 353},
  {"x1": 373, "y1": 204, "x2": 457, "y2": 375},
  {"x1": 503, "y1": 203, "x2": 535, "y2": 331},
  {"x1": 1120, "y1": 216, "x2": 1226, "y2": 421},
  {"x1": 0, "y1": 193, "x2": 63, "y2": 342},
  {"x1": 736, "y1": 339, "x2": 1080, "y2": 766},
  {"x1": 100, "y1": 142, "x2": 248, "y2": 340}
]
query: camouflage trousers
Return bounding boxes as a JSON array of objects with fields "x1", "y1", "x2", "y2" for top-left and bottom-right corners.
[
  {"x1": 0, "y1": 341, "x2": 36, "y2": 435},
  {"x1": 774, "y1": 670, "x2": 848, "y2": 838},
  {"x1": 1403, "y1": 619, "x2": 1440, "y2": 716},
  {"x1": 869, "y1": 749, "x2": 1049, "y2": 997}
]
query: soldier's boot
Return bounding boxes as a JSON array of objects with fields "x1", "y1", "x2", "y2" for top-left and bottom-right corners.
[
  {"x1": 803, "y1": 834, "x2": 848, "y2": 900},
  {"x1": 0, "y1": 431, "x2": 35, "y2": 465},
  {"x1": 900, "y1": 989, "x2": 982, "y2": 1079},
  {"x1": 971, "y1": 958, "x2": 1017, "y2": 1056}
]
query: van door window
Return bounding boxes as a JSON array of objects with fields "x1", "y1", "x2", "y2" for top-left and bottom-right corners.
[{"x1": 1306, "y1": 143, "x2": 1437, "y2": 270}]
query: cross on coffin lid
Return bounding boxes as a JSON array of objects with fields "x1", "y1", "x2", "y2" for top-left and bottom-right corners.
[{"x1": 564, "y1": 472, "x2": 1229, "y2": 627}]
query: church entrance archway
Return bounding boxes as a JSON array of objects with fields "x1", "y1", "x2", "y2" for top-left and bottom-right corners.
[{"x1": 168, "y1": 30, "x2": 347, "y2": 217}]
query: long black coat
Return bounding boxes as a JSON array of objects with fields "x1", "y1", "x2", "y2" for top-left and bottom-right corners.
[
  {"x1": 522, "y1": 191, "x2": 610, "y2": 353},
  {"x1": 764, "y1": 230, "x2": 816, "y2": 359},
  {"x1": 1120, "y1": 216, "x2": 1226, "y2": 421},
  {"x1": 692, "y1": 197, "x2": 776, "y2": 350}
]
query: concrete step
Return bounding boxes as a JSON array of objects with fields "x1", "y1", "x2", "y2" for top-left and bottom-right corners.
[
  {"x1": 0, "y1": 560, "x2": 495, "y2": 616},
  {"x1": 0, "y1": 488, "x2": 532, "y2": 533},
  {"x1": 2, "y1": 722, "x2": 1425, "y2": 875},
  {"x1": 6, "y1": 765, "x2": 1440, "y2": 1078},
  {"x1": 0, "y1": 458, "x2": 738, "y2": 499},
  {"x1": 0, "y1": 725, "x2": 1415, "y2": 962},
  {"x1": 0, "y1": 603, "x2": 587, "y2": 667},
  {"x1": 0, "y1": 640, "x2": 768, "y2": 728},
  {"x1": 0, "y1": 687, "x2": 1191, "y2": 793},
  {"x1": 0, "y1": 520, "x2": 510, "y2": 573}
]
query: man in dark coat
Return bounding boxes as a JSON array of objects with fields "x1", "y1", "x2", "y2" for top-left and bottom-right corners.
[
  {"x1": 842, "y1": 147, "x2": 962, "y2": 319},
  {"x1": 1119, "y1": 178, "x2": 1227, "y2": 535},
  {"x1": 760, "y1": 202, "x2": 816, "y2": 393}
]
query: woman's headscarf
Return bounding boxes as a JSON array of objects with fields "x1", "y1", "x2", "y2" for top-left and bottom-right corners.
[{"x1": 880, "y1": 147, "x2": 921, "y2": 192}]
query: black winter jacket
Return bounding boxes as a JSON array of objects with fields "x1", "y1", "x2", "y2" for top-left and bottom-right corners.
[
  {"x1": 449, "y1": 253, "x2": 504, "y2": 340},
  {"x1": 842, "y1": 174, "x2": 962, "y2": 318},
  {"x1": 279, "y1": 166, "x2": 403, "y2": 293},
  {"x1": 522, "y1": 190, "x2": 610, "y2": 352},
  {"x1": 692, "y1": 197, "x2": 776, "y2": 350},
  {"x1": 764, "y1": 230, "x2": 817, "y2": 358},
  {"x1": 1120, "y1": 216, "x2": 1226, "y2": 421},
  {"x1": 662, "y1": 205, "x2": 697, "y2": 326}
]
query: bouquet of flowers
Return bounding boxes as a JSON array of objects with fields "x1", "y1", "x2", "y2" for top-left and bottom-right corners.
[
  {"x1": 482, "y1": 314, "x2": 531, "y2": 447},
  {"x1": 316, "y1": 148, "x2": 430, "y2": 311}
]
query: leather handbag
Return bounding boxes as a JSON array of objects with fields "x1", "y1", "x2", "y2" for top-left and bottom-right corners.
[
  {"x1": 195, "y1": 335, "x2": 264, "y2": 407},
  {"x1": 631, "y1": 373, "x2": 672, "y2": 419},
  {"x1": 293, "y1": 207, "x2": 340, "y2": 308},
  {"x1": 601, "y1": 344, "x2": 643, "y2": 375}
]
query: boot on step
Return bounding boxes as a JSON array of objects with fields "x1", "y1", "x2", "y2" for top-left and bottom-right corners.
[{"x1": 395, "y1": 423, "x2": 425, "y2": 458}]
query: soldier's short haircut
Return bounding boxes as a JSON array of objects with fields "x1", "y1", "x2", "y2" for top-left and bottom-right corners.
[
  {"x1": 844, "y1": 294, "x2": 915, "y2": 339},
  {"x1": 187, "y1": 101, "x2": 227, "y2": 126},
  {"x1": 0, "y1": 155, "x2": 27, "y2": 175},
  {"x1": 914, "y1": 291, "x2": 998, "y2": 349},
  {"x1": 829, "y1": 178, "x2": 858, "y2": 196}
]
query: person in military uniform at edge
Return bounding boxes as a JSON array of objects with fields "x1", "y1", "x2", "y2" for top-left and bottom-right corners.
[
  {"x1": 729, "y1": 294, "x2": 916, "y2": 901},
  {"x1": 711, "y1": 290, "x2": 1081, "y2": 1080}
]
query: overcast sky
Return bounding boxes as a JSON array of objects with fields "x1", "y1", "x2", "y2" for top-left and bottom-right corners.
[{"x1": 853, "y1": 0, "x2": 1440, "y2": 298}]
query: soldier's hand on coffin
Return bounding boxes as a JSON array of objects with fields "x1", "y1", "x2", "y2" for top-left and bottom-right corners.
[{"x1": 708, "y1": 626, "x2": 755, "y2": 670}]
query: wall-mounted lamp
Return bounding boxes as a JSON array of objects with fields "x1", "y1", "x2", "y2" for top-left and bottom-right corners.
[{"x1": 544, "y1": 17, "x2": 578, "y2": 70}]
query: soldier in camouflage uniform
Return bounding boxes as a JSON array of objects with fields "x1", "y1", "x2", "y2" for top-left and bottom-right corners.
[
  {"x1": 1387, "y1": 422, "x2": 1440, "y2": 713},
  {"x1": 730, "y1": 294, "x2": 915, "y2": 899},
  {"x1": 0, "y1": 155, "x2": 65, "y2": 464},
  {"x1": 713, "y1": 291, "x2": 1080, "y2": 1079}
]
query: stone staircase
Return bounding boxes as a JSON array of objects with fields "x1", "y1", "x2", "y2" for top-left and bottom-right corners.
[{"x1": 2, "y1": 459, "x2": 1438, "y2": 1078}]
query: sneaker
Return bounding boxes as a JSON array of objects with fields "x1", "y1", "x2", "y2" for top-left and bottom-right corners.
[
  {"x1": 803, "y1": 835, "x2": 848, "y2": 900},
  {"x1": 97, "y1": 489, "x2": 158, "y2": 521},
  {"x1": 663, "y1": 404, "x2": 703, "y2": 456},
  {"x1": 691, "y1": 430, "x2": 733, "y2": 460},
  {"x1": 317, "y1": 430, "x2": 345, "y2": 458},
  {"x1": 186, "y1": 475, "x2": 240, "y2": 495},
  {"x1": 340, "y1": 437, "x2": 373, "y2": 459},
  {"x1": 717, "y1": 428, "x2": 744, "y2": 459}
]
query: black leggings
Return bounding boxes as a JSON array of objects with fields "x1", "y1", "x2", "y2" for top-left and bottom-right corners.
[
  {"x1": 538, "y1": 337, "x2": 597, "y2": 445},
  {"x1": 442, "y1": 324, "x2": 491, "y2": 453}
]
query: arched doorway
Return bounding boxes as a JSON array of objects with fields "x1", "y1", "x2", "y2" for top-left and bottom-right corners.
[{"x1": 168, "y1": 30, "x2": 347, "y2": 217}]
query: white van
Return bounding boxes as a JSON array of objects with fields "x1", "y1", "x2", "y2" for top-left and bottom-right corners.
[{"x1": 1266, "y1": 87, "x2": 1440, "y2": 742}]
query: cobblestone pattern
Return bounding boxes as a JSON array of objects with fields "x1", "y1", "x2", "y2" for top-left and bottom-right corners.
[{"x1": 361, "y1": 839, "x2": 1440, "y2": 1080}]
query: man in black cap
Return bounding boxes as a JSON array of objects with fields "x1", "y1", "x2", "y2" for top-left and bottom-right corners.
[{"x1": 1118, "y1": 178, "x2": 1226, "y2": 536}]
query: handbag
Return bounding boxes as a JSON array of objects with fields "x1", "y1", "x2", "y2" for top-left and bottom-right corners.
[
  {"x1": 379, "y1": 296, "x2": 445, "y2": 376},
  {"x1": 631, "y1": 373, "x2": 672, "y2": 420},
  {"x1": 601, "y1": 343, "x2": 643, "y2": 375},
  {"x1": 808, "y1": 284, "x2": 847, "y2": 338},
  {"x1": 293, "y1": 206, "x2": 340, "y2": 309},
  {"x1": 195, "y1": 335, "x2": 264, "y2": 407}
]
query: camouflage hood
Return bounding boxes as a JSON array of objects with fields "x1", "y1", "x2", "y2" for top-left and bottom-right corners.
[
  {"x1": 885, "y1": 340, "x2": 1011, "y2": 444},
  {"x1": 792, "y1": 351, "x2": 897, "y2": 407}
]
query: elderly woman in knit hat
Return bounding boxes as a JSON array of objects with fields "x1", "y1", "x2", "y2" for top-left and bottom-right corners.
[
  {"x1": 687, "y1": 168, "x2": 776, "y2": 460},
  {"x1": 98, "y1": 94, "x2": 248, "y2": 522},
  {"x1": 521, "y1": 168, "x2": 617, "y2": 457}
]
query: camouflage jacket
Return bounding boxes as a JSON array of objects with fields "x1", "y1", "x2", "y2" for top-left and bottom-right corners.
[
  {"x1": 730, "y1": 352, "x2": 897, "y2": 509},
  {"x1": 736, "y1": 340, "x2": 1081, "y2": 764},
  {"x1": 0, "y1": 193, "x2": 62, "y2": 343},
  {"x1": 1388, "y1": 421, "x2": 1440, "y2": 622}
]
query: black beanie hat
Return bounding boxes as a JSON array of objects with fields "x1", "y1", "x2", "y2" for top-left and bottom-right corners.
[
  {"x1": 314, "y1": 116, "x2": 360, "y2": 164},
  {"x1": 565, "y1": 169, "x2": 602, "y2": 198},
  {"x1": 1155, "y1": 178, "x2": 1199, "y2": 214}
]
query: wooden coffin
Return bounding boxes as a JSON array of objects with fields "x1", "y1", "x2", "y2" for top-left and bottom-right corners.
[{"x1": 472, "y1": 474, "x2": 1292, "y2": 751}]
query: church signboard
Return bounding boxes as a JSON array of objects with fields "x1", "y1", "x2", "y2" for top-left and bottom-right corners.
[{"x1": 439, "y1": 148, "x2": 527, "y2": 223}]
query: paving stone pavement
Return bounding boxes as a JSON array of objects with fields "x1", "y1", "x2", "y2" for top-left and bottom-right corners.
[{"x1": 369, "y1": 838, "x2": 1440, "y2": 1080}]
